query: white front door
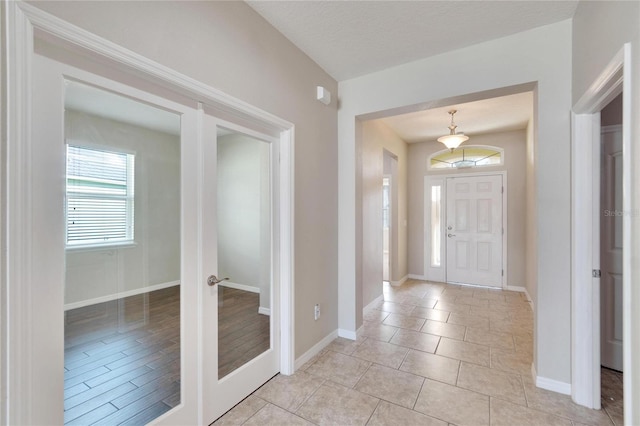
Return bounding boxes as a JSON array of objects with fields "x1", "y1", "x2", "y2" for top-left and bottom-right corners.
[
  {"x1": 28, "y1": 52, "x2": 281, "y2": 425},
  {"x1": 446, "y1": 175, "x2": 503, "y2": 287},
  {"x1": 600, "y1": 125, "x2": 623, "y2": 371}
]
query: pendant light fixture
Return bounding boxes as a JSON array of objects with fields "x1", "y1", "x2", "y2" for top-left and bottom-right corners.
[{"x1": 437, "y1": 109, "x2": 469, "y2": 151}]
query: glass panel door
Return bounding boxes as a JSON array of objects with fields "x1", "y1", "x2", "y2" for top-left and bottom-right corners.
[
  {"x1": 28, "y1": 52, "x2": 198, "y2": 425},
  {"x1": 216, "y1": 127, "x2": 272, "y2": 379},
  {"x1": 63, "y1": 80, "x2": 183, "y2": 425},
  {"x1": 202, "y1": 114, "x2": 280, "y2": 423}
]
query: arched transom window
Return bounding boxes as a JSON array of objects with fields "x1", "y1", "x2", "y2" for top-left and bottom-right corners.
[{"x1": 428, "y1": 145, "x2": 504, "y2": 170}]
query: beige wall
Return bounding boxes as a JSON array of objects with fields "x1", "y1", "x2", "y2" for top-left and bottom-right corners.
[
  {"x1": 361, "y1": 120, "x2": 408, "y2": 308},
  {"x1": 30, "y1": 0, "x2": 339, "y2": 359},
  {"x1": 407, "y1": 130, "x2": 527, "y2": 288}
]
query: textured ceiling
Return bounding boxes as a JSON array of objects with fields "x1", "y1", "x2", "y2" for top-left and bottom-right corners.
[
  {"x1": 380, "y1": 91, "x2": 533, "y2": 143},
  {"x1": 247, "y1": 1, "x2": 578, "y2": 81}
]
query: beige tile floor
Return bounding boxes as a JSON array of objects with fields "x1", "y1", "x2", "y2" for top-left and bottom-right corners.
[{"x1": 215, "y1": 280, "x2": 621, "y2": 426}]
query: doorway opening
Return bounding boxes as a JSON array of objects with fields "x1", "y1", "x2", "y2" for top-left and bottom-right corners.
[
  {"x1": 382, "y1": 176, "x2": 391, "y2": 283},
  {"x1": 382, "y1": 149, "x2": 399, "y2": 287},
  {"x1": 599, "y1": 94, "x2": 624, "y2": 423}
]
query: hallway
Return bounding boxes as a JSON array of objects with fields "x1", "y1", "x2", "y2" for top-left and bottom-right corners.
[{"x1": 215, "y1": 280, "x2": 616, "y2": 425}]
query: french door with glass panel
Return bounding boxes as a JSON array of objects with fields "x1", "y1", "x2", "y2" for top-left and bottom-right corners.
[
  {"x1": 201, "y1": 111, "x2": 280, "y2": 422},
  {"x1": 29, "y1": 52, "x2": 279, "y2": 425}
]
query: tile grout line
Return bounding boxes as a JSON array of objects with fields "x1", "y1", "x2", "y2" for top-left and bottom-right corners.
[
  {"x1": 289, "y1": 377, "x2": 326, "y2": 420},
  {"x1": 363, "y1": 399, "x2": 382, "y2": 425},
  {"x1": 454, "y1": 358, "x2": 462, "y2": 386},
  {"x1": 411, "y1": 377, "x2": 426, "y2": 411},
  {"x1": 352, "y1": 363, "x2": 373, "y2": 389}
]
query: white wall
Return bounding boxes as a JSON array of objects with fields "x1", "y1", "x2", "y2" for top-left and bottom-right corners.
[
  {"x1": 339, "y1": 21, "x2": 572, "y2": 384},
  {"x1": 572, "y1": 1, "x2": 640, "y2": 419},
  {"x1": 360, "y1": 120, "x2": 408, "y2": 308},
  {"x1": 29, "y1": 0, "x2": 339, "y2": 358},
  {"x1": 64, "y1": 110, "x2": 180, "y2": 306},
  {"x1": 217, "y1": 133, "x2": 271, "y2": 311},
  {"x1": 407, "y1": 130, "x2": 527, "y2": 288}
]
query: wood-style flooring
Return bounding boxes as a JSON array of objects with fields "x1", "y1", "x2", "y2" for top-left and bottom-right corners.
[
  {"x1": 64, "y1": 284, "x2": 270, "y2": 424},
  {"x1": 217, "y1": 286, "x2": 270, "y2": 378}
]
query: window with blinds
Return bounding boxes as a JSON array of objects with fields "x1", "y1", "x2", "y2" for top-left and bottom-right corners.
[{"x1": 66, "y1": 145, "x2": 135, "y2": 247}]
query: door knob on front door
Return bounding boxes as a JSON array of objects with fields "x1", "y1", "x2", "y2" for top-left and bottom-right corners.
[
  {"x1": 207, "y1": 275, "x2": 229, "y2": 286},
  {"x1": 447, "y1": 233, "x2": 456, "y2": 238}
]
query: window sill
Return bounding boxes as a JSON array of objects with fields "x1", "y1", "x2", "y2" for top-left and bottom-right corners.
[{"x1": 65, "y1": 241, "x2": 138, "y2": 253}]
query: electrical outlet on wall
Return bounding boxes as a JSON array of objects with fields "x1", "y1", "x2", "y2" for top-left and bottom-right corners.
[{"x1": 314, "y1": 304, "x2": 320, "y2": 320}]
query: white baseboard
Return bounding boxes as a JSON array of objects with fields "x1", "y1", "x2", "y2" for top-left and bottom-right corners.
[
  {"x1": 364, "y1": 294, "x2": 384, "y2": 312},
  {"x1": 219, "y1": 281, "x2": 260, "y2": 294},
  {"x1": 408, "y1": 274, "x2": 427, "y2": 281},
  {"x1": 258, "y1": 307, "x2": 271, "y2": 316},
  {"x1": 338, "y1": 328, "x2": 357, "y2": 340},
  {"x1": 390, "y1": 275, "x2": 408, "y2": 287},
  {"x1": 537, "y1": 375, "x2": 572, "y2": 395},
  {"x1": 64, "y1": 280, "x2": 180, "y2": 311},
  {"x1": 506, "y1": 285, "x2": 535, "y2": 312},
  {"x1": 337, "y1": 325, "x2": 363, "y2": 341},
  {"x1": 294, "y1": 329, "x2": 338, "y2": 370},
  {"x1": 532, "y1": 362, "x2": 571, "y2": 395}
]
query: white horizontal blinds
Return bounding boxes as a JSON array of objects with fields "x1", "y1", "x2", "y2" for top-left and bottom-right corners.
[{"x1": 66, "y1": 145, "x2": 135, "y2": 246}]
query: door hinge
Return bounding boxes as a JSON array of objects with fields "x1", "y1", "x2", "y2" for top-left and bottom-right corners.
[
  {"x1": 502, "y1": 186, "x2": 504, "y2": 194},
  {"x1": 592, "y1": 269, "x2": 601, "y2": 278},
  {"x1": 502, "y1": 269, "x2": 504, "y2": 277}
]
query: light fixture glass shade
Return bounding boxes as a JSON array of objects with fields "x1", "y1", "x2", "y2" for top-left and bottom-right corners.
[{"x1": 437, "y1": 133, "x2": 469, "y2": 150}]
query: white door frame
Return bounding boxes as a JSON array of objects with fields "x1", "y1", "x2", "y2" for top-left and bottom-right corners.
[
  {"x1": 3, "y1": 2, "x2": 295, "y2": 424},
  {"x1": 423, "y1": 171, "x2": 507, "y2": 289},
  {"x1": 571, "y1": 44, "x2": 630, "y2": 411}
]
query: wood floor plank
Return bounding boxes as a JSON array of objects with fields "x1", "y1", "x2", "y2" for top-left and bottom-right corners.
[
  {"x1": 63, "y1": 382, "x2": 137, "y2": 423},
  {"x1": 65, "y1": 370, "x2": 139, "y2": 410},
  {"x1": 64, "y1": 383, "x2": 90, "y2": 399},
  {"x1": 111, "y1": 375, "x2": 179, "y2": 410},
  {"x1": 84, "y1": 365, "x2": 153, "y2": 389},
  {"x1": 65, "y1": 346, "x2": 130, "y2": 371},
  {"x1": 130, "y1": 359, "x2": 180, "y2": 387},
  {"x1": 65, "y1": 403, "x2": 117, "y2": 426},
  {"x1": 64, "y1": 362, "x2": 114, "y2": 387},
  {"x1": 118, "y1": 400, "x2": 174, "y2": 426},
  {"x1": 64, "y1": 366, "x2": 111, "y2": 389}
]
